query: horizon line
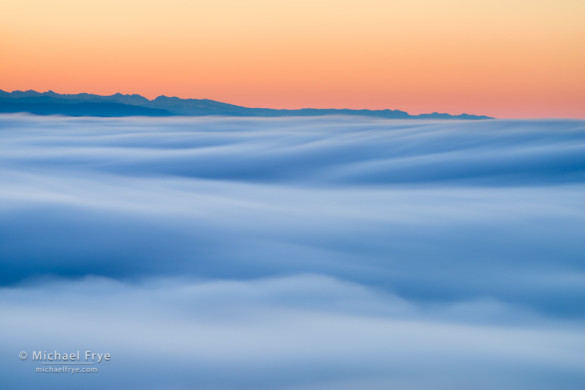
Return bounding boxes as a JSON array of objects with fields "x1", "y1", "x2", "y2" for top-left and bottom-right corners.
[
  {"x1": 3, "y1": 88, "x2": 584, "y2": 120},
  {"x1": 2, "y1": 88, "x2": 495, "y2": 118}
]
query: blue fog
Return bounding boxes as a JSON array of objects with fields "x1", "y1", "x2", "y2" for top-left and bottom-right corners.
[{"x1": 0, "y1": 114, "x2": 584, "y2": 389}]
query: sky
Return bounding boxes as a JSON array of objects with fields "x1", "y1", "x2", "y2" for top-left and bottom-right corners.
[
  {"x1": 1, "y1": 115, "x2": 585, "y2": 388},
  {"x1": 1, "y1": 0, "x2": 584, "y2": 118}
]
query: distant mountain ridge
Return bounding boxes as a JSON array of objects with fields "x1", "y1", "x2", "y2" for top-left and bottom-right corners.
[{"x1": 0, "y1": 89, "x2": 493, "y2": 119}]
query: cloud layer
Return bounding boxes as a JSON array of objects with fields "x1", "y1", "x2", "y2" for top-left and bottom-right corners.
[{"x1": 0, "y1": 115, "x2": 584, "y2": 389}]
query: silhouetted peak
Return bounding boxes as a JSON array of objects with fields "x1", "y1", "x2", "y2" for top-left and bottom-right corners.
[
  {"x1": 153, "y1": 95, "x2": 181, "y2": 102},
  {"x1": 10, "y1": 90, "x2": 42, "y2": 97}
]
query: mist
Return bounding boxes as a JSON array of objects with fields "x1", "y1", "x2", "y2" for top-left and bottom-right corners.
[{"x1": 1, "y1": 114, "x2": 584, "y2": 389}]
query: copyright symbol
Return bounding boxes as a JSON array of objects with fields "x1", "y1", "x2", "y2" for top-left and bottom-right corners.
[{"x1": 19, "y1": 351, "x2": 27, "y2": 360}]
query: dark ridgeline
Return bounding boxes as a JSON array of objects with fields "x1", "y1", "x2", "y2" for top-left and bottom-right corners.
[{"x1": 0, "y1": 89, "x2": 492, "y2": 119}]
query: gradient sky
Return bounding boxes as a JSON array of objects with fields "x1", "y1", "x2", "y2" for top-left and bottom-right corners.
[{"x1": 1, "y1": 0, "x2": 584, "y2": 118}]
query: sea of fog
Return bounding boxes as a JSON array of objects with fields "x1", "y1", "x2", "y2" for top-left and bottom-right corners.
[{"x1": 1, "y1": 114, "x2": 584, "y2": 389}]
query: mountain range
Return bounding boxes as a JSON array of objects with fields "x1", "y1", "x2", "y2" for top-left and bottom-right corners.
[{"x1": 0, "y1": 90, "x2": 492, "y2": 119}]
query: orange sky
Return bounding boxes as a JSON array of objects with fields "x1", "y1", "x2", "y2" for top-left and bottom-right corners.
[{"x1": 1, "y1": 0, "x2": 584, "y2": 118}]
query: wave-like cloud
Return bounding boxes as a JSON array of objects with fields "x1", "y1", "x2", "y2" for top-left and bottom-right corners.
[
  {"x1": 2, "y1": 275, "x2": 585, "y2": 390},
  {"x1": 0, "y1": 115, "x2": 584, "y2": 389}
]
